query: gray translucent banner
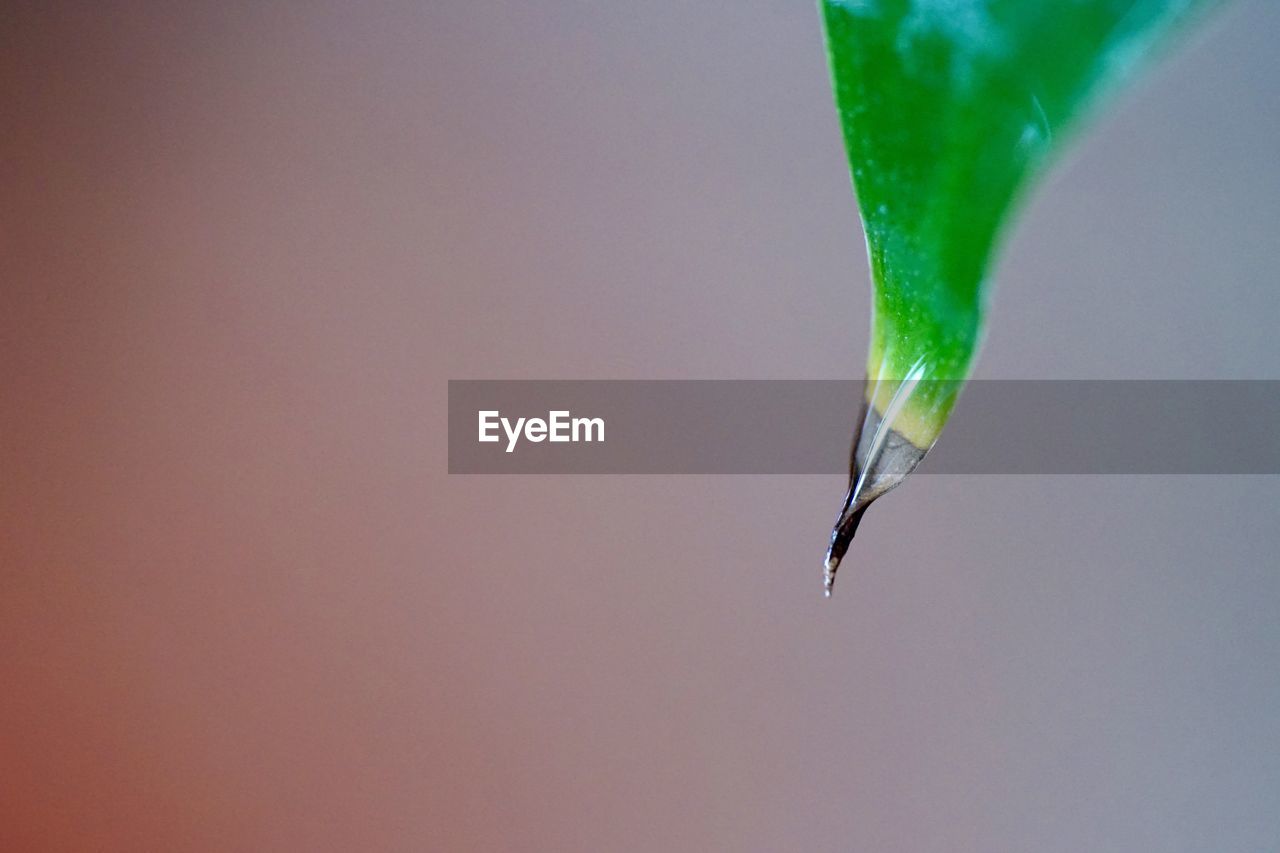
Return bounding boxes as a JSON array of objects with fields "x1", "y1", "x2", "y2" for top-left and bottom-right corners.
[{"x1": 448, "y1": 381, "x2": 1280, "y2": 474}]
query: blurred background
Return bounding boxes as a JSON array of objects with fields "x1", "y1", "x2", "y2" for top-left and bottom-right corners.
[{"x1": 2, "y1": 1, "x2": 1278, "y2": 850}]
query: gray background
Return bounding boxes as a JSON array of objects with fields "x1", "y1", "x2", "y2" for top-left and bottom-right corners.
[{"x1": 2, "y1": 1, "x2": 1278, "y2": 850}]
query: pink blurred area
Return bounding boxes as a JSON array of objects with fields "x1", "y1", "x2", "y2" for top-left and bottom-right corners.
[{"x1": 3, "y1": 2, "x2": 1279, "y2": 851}]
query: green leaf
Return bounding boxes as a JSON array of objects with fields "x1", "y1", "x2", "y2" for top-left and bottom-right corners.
[{"x1": 819, "y1": 0, "x2": 1218, "y2": 590}]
